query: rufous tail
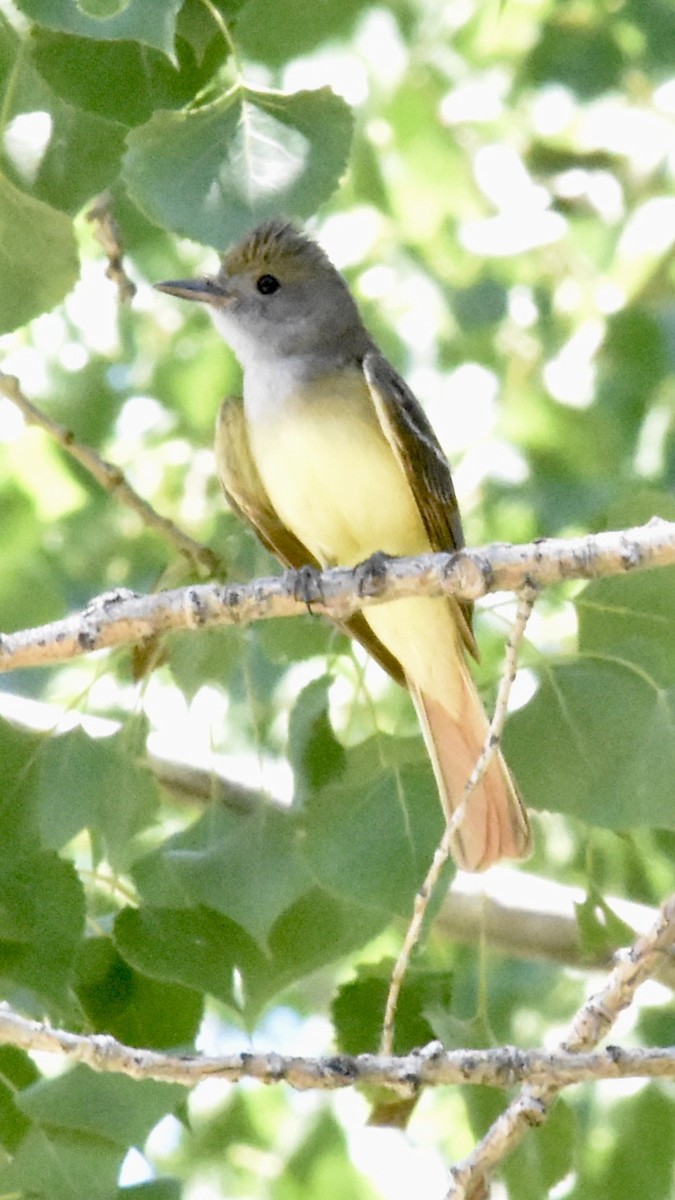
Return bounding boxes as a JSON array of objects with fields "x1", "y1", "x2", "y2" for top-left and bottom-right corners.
[{"x1": 411, "y1": 662, "x2": 531, "y2": 872}]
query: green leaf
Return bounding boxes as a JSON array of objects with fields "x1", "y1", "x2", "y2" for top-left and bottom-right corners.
[
  {"x1": 0, "y1": 1127, "x2": 122, "y2": 1200},
  {"x1": 452, "y1": 278, "x2": 508, "y2": 331},
  {"x1": 114, "y1": 904, "x2": 251, "y2": 1010},
  {"x1": 0, "y1": 717, "x2": 43, "y2": 848},
  {"x1": 288, "y1": 676, "x2": 346, "y2": 800},
  {"x1": 504, "y1": 659, "x2": 675, "y2": 831},
  {"x1": 0, "y1": 176, "x2": 78, "y2": 332},
  {"x1": 522, "y1": 19, "x2": 624, "y2": 98},
  {"x1": 35, "y1": 726, "x2": 160, "y2": 871},
  {"x1": 25, "y1": 106, "x2": 126, "y2": 213},
  {"x1": 574, "y1": 887, "x2": 635, "y2": 962},
  {"x1": 245, "y1": 886, "x2": 386, "y2": 1019},
  {"x1": 14, "y1": 0, "x2": 182, "y2": 56},
  {"x1": 333, "y1": 962, "x2": 453, "y2": 1056},
  {"x1": 507, "y1": 551, "x2": 675, "y2": 835},
  {"x1": 596, "y1": 308, "x2": 668, "y2": 436},
  {"x1": 166, "y1": 612, "x2": 245, "y2": 698},
  {"x1": 177, "y1": 0, "x2": 246, "y2": 63},
  {"x1": 119, "y1": 1181, "x2": 182, "y2": 1200},
  {"x1": 123, "y1": 84, "x2": 354, "y2": 248},
  {"x1": 256, "y1": 612, "x2": 345, "y2": 669},
  {"x1": 0, "y1": 20, "x2": 127, "y2": 212},
  {"x1": 235, "y1": 0, "x2": 367, "y2": 66},
  {"x1": 348, "y1": 130, "x2": 392, "y2": 213},
  {"x1": 78, "y1": 0, "x2": 131, "y2": 17},
  {"x1": 0, "y1": 1047, "x2": 39, "y2": 1153},
  {"x1": 0, "y1": 484, "x2": 58, "y2": 631},
  {"x1": 0, "y1": 851, "x2": 84, "y2": 1009},
  {"x1": 302, "y1": 737, "x2": 446, "y2": 917},
  {"x1": 115, "y1": 888, "x2": 387, "y2": 1023},
  {"x1": 75, "y1": 937, "x2": 203, "y2": 1049},
  {"x1": 626, "y1": 0, "x2": 675, "y2": 71},
  {"x1": 576, "y1": 566, "x2": 675, "y2": 686},
  {"x1": 594, "y1": 1085, "x2": 675, "y2": 1199},
  {"x1": 332, "y1": 962, "x2": 454, "y2": 1128},
  {"x1": 132, "y1": 804, "x2": 313, "y2": 948},
  {"x1": 31, "y1": 29, "x2": 226, "y2": 128},
  {"x1": 17, "y1": 1066, "x2": 185, "y2": 1146}
]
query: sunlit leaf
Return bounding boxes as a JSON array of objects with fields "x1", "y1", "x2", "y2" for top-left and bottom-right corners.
[
  {"x1": 17, "y1": 1067, "x2": 185, "y2": 1146},
  {"x1": 302, "y1": 737, "x2": 446, "y2": 917},
  {"x1": 505, "y1": 658, "x2": 675, "y2": 831},
  {"x1": 132, "y1": 804, "x2": 312, "y2": 948},
  {"x1": 0, "y1": 176, "x2": 78, "y2": 332},
  {"x1": 235, "y1": 0, "x2": 366, "y2": 66},
  {"x1": 14, "y1": 0, "x2": 181, "y2": 55},
  {"x1": 0, "y1": 1127, "x2": 122, "y2": 1200},
  {"x1": 35, "y1": 726, "x2": 160, "y2": 871},
  {"x1": 123, "y1": 85, "x2": 353, "y2": 248},
  {"x1": 0, "y1": 851, "x2": 84, "y2": 1009}
]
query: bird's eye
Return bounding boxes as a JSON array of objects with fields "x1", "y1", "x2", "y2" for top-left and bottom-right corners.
[{"x1": 256, "y1": 274, "x2": 280, "y2": 295}]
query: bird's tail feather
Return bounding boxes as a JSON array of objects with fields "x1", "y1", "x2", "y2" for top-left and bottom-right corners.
[{"x1": 411, "y1": 664, "x2": 531, "y2": 872}]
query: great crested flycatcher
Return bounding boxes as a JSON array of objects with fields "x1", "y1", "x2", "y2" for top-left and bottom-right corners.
[{"x1": 156, "y1": 219, "x2": 531, "y2": 871}]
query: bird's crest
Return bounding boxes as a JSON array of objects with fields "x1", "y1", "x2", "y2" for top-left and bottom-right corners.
[{"x1": 220, "y1": 219, "x2": 331, "y2": 281}]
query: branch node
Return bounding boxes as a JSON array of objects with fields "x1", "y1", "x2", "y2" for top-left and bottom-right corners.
[
  {"x1": 325, "y1": 1056, "x2": 357, "y2": 1081},
  {"x1": 185, "y1": 587, "x2": 209, "y2": 628},
  {"x1": 356, "y1": 551, "x2": 393, "y2": 598}
]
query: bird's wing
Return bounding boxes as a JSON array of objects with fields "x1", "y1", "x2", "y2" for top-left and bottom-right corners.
[
  {"x1": 363, "y1": 352, "x2": 477, "y2": 658},
  {"x1": 215, "y1": 394, "x2": 406, "y2": 685}
]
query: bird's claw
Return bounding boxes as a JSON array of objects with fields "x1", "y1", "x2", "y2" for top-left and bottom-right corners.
[
  {"x1": 355, "y1": 551, "x2": 392, "y2": 598},
  {"x1": 292, "y1": 564, "x2": 324, "y2": 611}
]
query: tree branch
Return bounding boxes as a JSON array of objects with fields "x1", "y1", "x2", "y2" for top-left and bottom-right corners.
[
  {"x1": 0, "y1": 372, "x2": 222, "y2": 576},
  {"x1": 86, "y1": 192, "x2": 137, "y2": 305},
  {"x1": 0, "y1": 898, "x2": 671, "y2": 1194},
  {"x1": 1, "y1": 518, "x2": 674, "y2": 674},
  {"x1": 445, "y1": 892, "x2": 675, "y2": 1199},
  {"x1": 436, "y1": 874, "x2": 675, "y2": 989},
  {"x1": 1, "y1": 1003, "x2": 674, "y2": 1092}
]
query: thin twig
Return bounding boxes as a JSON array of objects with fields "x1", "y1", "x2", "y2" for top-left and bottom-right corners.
[
  {"x1": 1, "y1": 1003, "x2": 674, "y2": 1091},
  {"x1": 0, "y1": 372, "x2": 222, "y2": 575},
  {"x1": 1, "y1": 519, "x2": 674, "y2": 674},
  {"x1": 445, "y1": 893, "x2": 675, "y2": 1199},
  {"x1": 380, "y1": 586, "x2": 537, "y2": 1055},
  {"x1": 86, "y1": 192, "x2": 137, "y2": 303}
]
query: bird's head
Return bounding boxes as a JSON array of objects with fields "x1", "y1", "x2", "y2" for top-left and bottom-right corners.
[{"x1": 155, "y1": 219, "x2": 368, "y2": 367}]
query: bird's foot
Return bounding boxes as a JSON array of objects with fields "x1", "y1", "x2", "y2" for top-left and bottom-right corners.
[
  {"x1": 292, "y1": 564, "x2": 325, "y2": 611},
  {"x1": 355, "y1": 551, "x2": 393, "y2": 598}
]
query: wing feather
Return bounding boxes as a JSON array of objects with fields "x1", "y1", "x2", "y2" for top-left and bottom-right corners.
[
  {"x1": 215, "y1": 395, "x2": 406, "y2": 684},
  {"x1": 363, "y1": 353, "x2": 477, "y2": 658}
]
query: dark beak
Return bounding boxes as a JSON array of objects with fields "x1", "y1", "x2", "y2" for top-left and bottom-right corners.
[{"x1": 154, "y1": 278, "x2": 224, "y2": 304}]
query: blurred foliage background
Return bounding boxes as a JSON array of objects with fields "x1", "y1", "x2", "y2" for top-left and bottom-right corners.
[{"x1": 0, "y1": 0, "x2": 674, "y2": 1197}]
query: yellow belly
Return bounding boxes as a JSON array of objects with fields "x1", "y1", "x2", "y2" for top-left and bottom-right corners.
[
  {"x1": 246, "y1": 369, "x2": 463, "y2": 709},
  {"x1": 247, "y1": 371, "x2": 429, "y2": 566}
]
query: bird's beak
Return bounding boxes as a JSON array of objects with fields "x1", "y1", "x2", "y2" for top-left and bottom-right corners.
[{"x1": 154, "y1": 278, "x2": 228, "y2": 305}]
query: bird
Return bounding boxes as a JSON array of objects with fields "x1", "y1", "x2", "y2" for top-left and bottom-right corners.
[{"x1": 155, "y1": 219, "x2": 531, "y2": 871}]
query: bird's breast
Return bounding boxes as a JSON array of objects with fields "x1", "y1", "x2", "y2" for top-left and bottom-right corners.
[{"x1": 243, "y1": 367, "x2": 429, "y2": 566}]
